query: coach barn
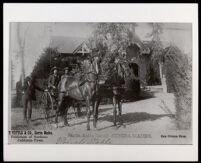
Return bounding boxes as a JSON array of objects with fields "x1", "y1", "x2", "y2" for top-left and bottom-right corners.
[{"x1": 49, "y1": 36, "x2": 161, "y2": 86}]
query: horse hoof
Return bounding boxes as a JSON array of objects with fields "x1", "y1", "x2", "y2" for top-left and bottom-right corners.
[
  {"x1": 118, "y1": 121, "x2": 123, "y2": 125},
  {"x1": 93, "y1": 121, "x2": 97, "y2": 128},
  {"x1": 51, "y1": 123, "x2": 58, "y2": 128},
  {"x1": 87, "y1": 125, "x2": 90, "y2": 131},
  {"x1": 64, "y1": 123, "x2": 70, "y2": 127}
]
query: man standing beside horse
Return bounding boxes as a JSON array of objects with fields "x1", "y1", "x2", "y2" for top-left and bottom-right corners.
[{"x1": 22, "y1": 75, "x2": 44, "y2": 124}]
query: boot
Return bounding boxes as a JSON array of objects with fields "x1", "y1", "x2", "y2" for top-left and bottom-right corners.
[
  {"x1": 64, "y1": 117, "x2": 69, "y2": 126},
  {"x1": 23, "y1": 109, "x2": 28, "y2": 124},
  {"x1": 27, "y1": 109, "x2": 32, "y2": 122}
]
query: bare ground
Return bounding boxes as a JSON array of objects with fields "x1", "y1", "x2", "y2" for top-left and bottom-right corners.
[{"x1": 11, "y1": 89, "x2": 177, "y2": 132}]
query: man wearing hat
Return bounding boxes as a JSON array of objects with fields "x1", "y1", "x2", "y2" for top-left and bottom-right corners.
[
  {"x1": 61, "y1": 67, "x2": 70, "y2": 80},
  {"x1": 59, "y1": 67, "x2": 71, "y2": 97},
  {"x1": 22, "y1": 75, "x2": 44, "y2": 123},
  {"x1": 48, "y1": 66, "x2": 60, "y2": 89},
  {"x1": 48, "y1": 66, "x2": 60, "y2": 97}
]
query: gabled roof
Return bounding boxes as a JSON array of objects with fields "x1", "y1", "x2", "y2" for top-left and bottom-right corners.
[
  {"x1": 50, "y1": 35, "x2": 172, "y2": 56},
  {"x1": 72, "y1": 42, "x2": 90, "y2": 54},
  {"x1": 49, "y1": 36, "x2": 87, "y2": 54}
]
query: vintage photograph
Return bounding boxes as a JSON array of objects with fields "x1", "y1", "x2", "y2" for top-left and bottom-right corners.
[{"x1": 9, "y1": 22, "x2": 192, "y2": 144}]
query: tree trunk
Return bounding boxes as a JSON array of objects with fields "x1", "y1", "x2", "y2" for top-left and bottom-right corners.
[
  {"x1": 159, "y1": 62, "x2": 167, "y2": 93},
  {"x1": 20, "y1": 49, "x2": 25, "y2": 86},
  {"x1": 16, "y1": 23, "x2": 26, "y2": 86}
]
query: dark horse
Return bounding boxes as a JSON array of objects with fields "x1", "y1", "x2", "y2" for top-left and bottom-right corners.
[
  {"x1": 56, "y1": 56, "x2": 127, "y2": 130},
  {"x1": 93, "y1": 60, "x2": 126, "y2": 127},
  {"x1": 55, "y1": 56, "x2": 100, "y2": 130}
]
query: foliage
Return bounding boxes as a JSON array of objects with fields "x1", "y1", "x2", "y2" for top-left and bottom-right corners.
[
  {"x1": 147, "y1": 23, "x2": 165, "y2": 64},
  {"x1": 88, "y1": 23, "x2": 140, "y2": 92},
  {"x1": 87, "y1": 23, "x2": 142, "y2": 99},
  {"x1": 146, "y1": 23, "x2": 164, "y2": 42},
  {"x1": 146, "y1": 62, "x2": 161, "y2": 85},
  {"x1": 31, "y1": 47, "x2": 76, "y2": 80},
  {"x1": 163, "y1": 45, "x2": 192, "y2": 129}
]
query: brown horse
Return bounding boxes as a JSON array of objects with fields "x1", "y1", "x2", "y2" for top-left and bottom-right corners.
[{"x1": 55, "y1": 56, "x2": 100, "y2": 130}]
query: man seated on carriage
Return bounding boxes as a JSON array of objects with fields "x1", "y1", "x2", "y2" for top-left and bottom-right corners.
[
  {"x1": 57, "y1": 67, "x2": 71, "y2": 98},
  {"x1": 61, "y1": 67, "x2": 70, "y2": 80},
  {"x1": 48, "y1": 66, "x2": 60, "y2": 102}
]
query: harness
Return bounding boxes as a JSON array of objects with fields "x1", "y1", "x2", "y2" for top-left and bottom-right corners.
[{"x1": 58, "y1": 58, "x2": 99, "y2": 99}]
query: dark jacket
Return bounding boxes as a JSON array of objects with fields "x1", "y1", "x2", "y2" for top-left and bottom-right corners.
[
  {"x1": 22, "y1": 78, "x2": 43, "y2": 101},
  {"x1": 48, "y1": 74, "x2": 60, "y2": 88}
]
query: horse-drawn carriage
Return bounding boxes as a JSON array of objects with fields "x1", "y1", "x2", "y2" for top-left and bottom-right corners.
[
  {"x1": 40, "y1": 55, "x2": 140, "y2": 130},
  {"x1": 40, "y1": 67, "x2": 83, "y2": 123}
]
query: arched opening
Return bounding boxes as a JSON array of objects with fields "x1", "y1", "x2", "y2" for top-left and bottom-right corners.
[
  {"x1": 126, "y1": 43, "x2": 141, "y2": 60},
  {"x1": 124, "y1": 62, "x2": 140, "y2": 100},
  {"x1": 129, "y1": 62, "x2": 139, "y2": 77}
]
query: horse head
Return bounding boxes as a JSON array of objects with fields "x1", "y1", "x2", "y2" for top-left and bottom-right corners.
[
  {"x1": 92, "y1": 56, "x2": 101, "y2": 75},
  {"x1": 83, "y1": 55, "x2": 101, "y2": 75}
]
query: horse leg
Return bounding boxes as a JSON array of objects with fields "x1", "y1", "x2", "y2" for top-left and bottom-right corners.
[
  {"x1": 44, "y1": 106, "x2": 48, "y2": 122},
  {"x1": 117, "y1": 99, "x2": 123, "y2": 125},
  {"x1": 63, "y1": 106, "x2": 69, "y2": 126},
  {"x1": 86, "y1": 97, "x2": 91, "y2": 130},
  {"x1": 93, "y1": 99, "x2": 97, "y2": 128},
  {"x1": 55, "y1": 110, "x2": 59, "y2": 128},
  {"x1": 45, "y1": 100, "x2": 50, "y2": 123},
  {"x1": 93, "y1": 97, "x2": 101, "y2": 128},
  {"x1": 55, "y1": 102, "x2": 60, "y2": 127},
  {"x1": 113, "y1": 95, "x2": 117, "y2": 126},
  {"x1": 73, "y1": 104, "x2": 78, "y2": 118},
  {"x1": 77, "y1": 104, "x2": 82, "y2": 117},
  {"x1": 55, "y1": 93, "x2": 64, "y2": 128},
  {"x1": 27, "y1": 100, "x2": 32, "y2": 123}
]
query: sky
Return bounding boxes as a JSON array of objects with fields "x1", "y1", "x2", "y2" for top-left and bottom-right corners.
[{"x1": 10, "y1": 22, "x2": 192, "y2": 87}]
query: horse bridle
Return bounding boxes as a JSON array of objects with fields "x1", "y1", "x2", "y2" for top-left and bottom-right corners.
[{"x1": 83, "y1": 58, "x2": 99, "y2": 83}]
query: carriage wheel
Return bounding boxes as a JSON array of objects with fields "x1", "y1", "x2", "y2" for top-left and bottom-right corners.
[{"x1": 41, "y1": 91, "x2": 55, "y2": 123}]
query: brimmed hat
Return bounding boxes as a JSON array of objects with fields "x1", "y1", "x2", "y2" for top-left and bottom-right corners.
[
  {"x1": 64, "y1": 67, "x2": 69, "y2": 71},
  {"x1": 92, "y1": 48, "x2": 99, "y2": 53},
  {"x1": 25, "y1": 76, "x2": 31, "y2": 82},
  {"x1": 50, "y1": 66, "x2": 58, "y2": 73}
]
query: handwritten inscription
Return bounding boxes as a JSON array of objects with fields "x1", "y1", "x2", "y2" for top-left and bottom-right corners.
[
  {"x1": 56, "y1": 133, "x2": 152, "y2": 144},
  {"x1": 56, "y1": 137, "x2": 112, "y2": 144}
]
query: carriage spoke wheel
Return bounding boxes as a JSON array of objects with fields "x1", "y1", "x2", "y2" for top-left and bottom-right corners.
[{"x1": 41, "y1": 91, "x2": 55, "y2": 123}]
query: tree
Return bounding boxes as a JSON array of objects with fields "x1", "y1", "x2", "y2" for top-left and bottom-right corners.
[
  {"x1": 87, "y1": 23, "x2": 141, "y2": 99},
  {"x1": 15, "y1": 23, "x2": 29, "y2": 86},
  {"x1": 88, "y1": 23, "x2": 139, "y2": 77},
  {"x1": 10, "y1": 59, "x2": 15, "y2": 89},
  {"x1": 31, "y1": 47, "x2": 78, "y2": 80},
  {"x1": 147, "y1": 23, "x2": 167, "y2": 92}
]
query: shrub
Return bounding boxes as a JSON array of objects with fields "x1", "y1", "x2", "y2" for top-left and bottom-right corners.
[{"x1": 163, "y1": 45, "x2": 192, "y2": 129}]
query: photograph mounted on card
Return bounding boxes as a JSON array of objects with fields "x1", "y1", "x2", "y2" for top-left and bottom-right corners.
[
  {"x1": 8, "y1": 22, "x2": 192, "y2": 145},
  {"x1": 3, "y1": 3, "x2": 198, "y2": 162}
]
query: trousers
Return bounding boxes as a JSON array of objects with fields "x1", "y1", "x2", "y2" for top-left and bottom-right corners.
[{"x1": 22, "y1": 94, "x2": 33, "y2": 121}]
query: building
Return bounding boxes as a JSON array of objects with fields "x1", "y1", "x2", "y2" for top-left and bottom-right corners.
[{"x1": 49, "y1": 35, "x2": 161, "y2": 86}]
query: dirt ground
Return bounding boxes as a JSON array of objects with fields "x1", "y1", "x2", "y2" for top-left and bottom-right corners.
[
  {"x1": 11, "y1": 89, "x2": 177, "y2": 132},
  {"x1": 10, "y1": 88, "x2": 193, "y2": 144}
]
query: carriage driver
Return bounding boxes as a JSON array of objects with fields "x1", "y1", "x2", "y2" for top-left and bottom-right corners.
[
  {"x1": 59, "y1": 67, "x2": 70, "y2": 96},
  {"x1": 48, "y1": 66, "x2": 60, "y2": 97},
  {"x1": 61, "y1": 67, "x2": 70, "y2": 80}
]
